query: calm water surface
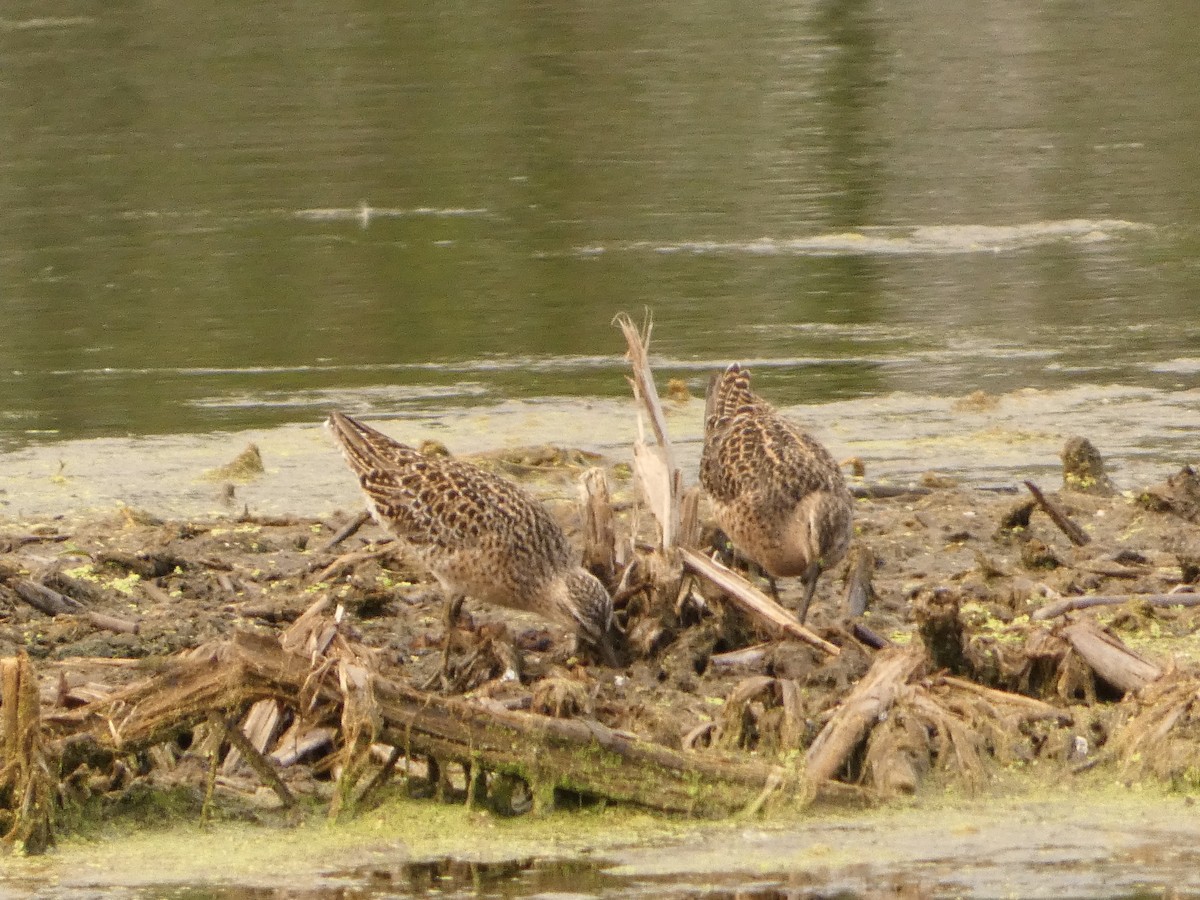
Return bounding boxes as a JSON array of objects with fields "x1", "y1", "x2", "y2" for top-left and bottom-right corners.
[{"x1": 1, "y1": 3, "x2": 1198, "y2": 491}]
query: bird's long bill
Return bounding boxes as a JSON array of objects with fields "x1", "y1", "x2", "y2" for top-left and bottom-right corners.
[
  {"x1": 592, "y1": 629, "x2": 622, "y2": 668},
  {"x1": 326, "y1": 410, "x2": 387, "y2": 475}
]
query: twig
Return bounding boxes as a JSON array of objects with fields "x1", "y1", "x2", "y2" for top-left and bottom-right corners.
[
  {"x1": 680, "y1": 549, "x2": 839, "y2": 657},
  {"x1": 1023, "y1": 481, "x2": 1090, "y2": 546},
  {"x1": 317, "y1": 511, "x2": 372, "y2": 554},
  {"x1": 219, "y1": 713, "x2": 295, "y2": 808},
  {"x1": 310, "y1": 544, "x2": 395, "y2": 583},
  {"x1": 850, "y1": 484, "x2": 931, "y2": 499},
  {"x1": 83, "y1": 612, "x2": 140, "y2": 635},
  {"x1": 1031, "y1": 591, "x2": 1200, "y2": 621}
]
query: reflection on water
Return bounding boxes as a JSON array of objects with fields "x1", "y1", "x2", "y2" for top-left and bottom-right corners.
[{"x1": 22, "y1": 850, "x2": 1200, "y2": 900}]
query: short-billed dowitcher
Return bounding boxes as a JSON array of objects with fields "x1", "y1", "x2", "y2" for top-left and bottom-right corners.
[
  {"x1": 699, "y1": 364, "x2": 853, "y2": 623},
  {"x1": 326, "y1": 411, "x2": 618, "y2": 666}
]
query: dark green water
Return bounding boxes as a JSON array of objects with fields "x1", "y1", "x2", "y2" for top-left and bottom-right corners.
[{"x1": 2, "y1": 1, "x2": 1199, "y2": 455}]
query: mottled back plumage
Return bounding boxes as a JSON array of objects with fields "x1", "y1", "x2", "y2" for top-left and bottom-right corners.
[
  {"x1": 326, "y1": 411, "x2": 616, "y2": 661},
  {"x1": 700, "y1": 364, "x2": 853, "y2": 621}
]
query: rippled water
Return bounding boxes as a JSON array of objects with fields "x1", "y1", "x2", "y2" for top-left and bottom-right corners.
[{"x1": 2, "y1": 1, "x2": 1199, "y2": 470}]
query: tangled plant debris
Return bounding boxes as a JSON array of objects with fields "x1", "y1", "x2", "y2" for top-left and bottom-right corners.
[{"x1": 1, "y1": 326, "x2": 1200, "y2": 852}]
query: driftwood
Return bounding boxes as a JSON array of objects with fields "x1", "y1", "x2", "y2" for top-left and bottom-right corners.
[
  {"x1": 680, "y1": 549, "x2": 839, "y2": 657},
  {"x1": 1060, "y1": 620, "x2": 1163, "y2": 694},
  {"x1": 1023, "y1": 481, "x2": 1090, "y2": 546},
  {"x1": 48, "y1": 632, "x2": 792, "y2": 817},
  {"x1": 805, "y1": 648, "x2": 924, "y2": 784},
  {"x1": 1032, "y1": 591, "x2": 1200, "y2": 621}
]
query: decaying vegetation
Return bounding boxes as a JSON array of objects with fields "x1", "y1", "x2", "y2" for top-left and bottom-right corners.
[{"x1": 2, "y1": 317, "x2": 1199, "y2": 853}]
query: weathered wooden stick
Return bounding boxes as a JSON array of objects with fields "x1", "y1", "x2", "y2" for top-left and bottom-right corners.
[
  {"x1": 937, "y1": 676, "x2": 1072, "y2": 724},
  {"x1": 1061, "y1": 620, "x2": 1162, "y2": 694},
  {"x1": 709, "y1": 643, "x2": 772, "y2": 672},
  {"x1": 1023, "y1": 481, "x2": 1091, "y2": 546},
  {"x1": 309, "y1": 544, "x2": 395, "y2": 583},
  {"x1": 680, "y1": 549, "x2": 839, "y2": 657},
  {"x1": 805, "y1": 648, "x2": 924, "y2": 784},
  {"x1": 614, "y1": 313, "x2": 673, "y2": 462},
  {"x1": 678, "y1": 485, "x2": 703, "y2": 551},
  {"x1": 217, "y1": 711, "x2": 295, "y2": 808},
  {"x1": 844, "y1": 544, "x2": 875, "y2": 617},
  {"x1": 850, "y1": 484, "x2": 932, "y2": 499},
  {"x1": 317, "y1": 511, "x2": 372, "y2": 554},
  {"x1": 579, "y1": 467, "x2": 617, "y2": 581},
  {"x1": 1032, "y1": 592, "x2": 1200, "y2": 621},
  {"x1": 11, "y1": 579, "x2": 81, "y2": 616},
  {"x1": 83, "y1": 611, "x2": 140, "y2": 635}
]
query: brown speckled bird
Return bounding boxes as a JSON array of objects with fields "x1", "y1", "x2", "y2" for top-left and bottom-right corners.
[
  {"x1": 326, "y1": 411, "x2": 618, "y2": 666},
  {"x1": 699, "y1": 364, "x2": 853, "y2": 623}
]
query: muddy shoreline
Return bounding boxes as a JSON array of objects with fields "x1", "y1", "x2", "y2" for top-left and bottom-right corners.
[{"x1": 2, "y1": 420, "x2": 1199, "y2": 895}]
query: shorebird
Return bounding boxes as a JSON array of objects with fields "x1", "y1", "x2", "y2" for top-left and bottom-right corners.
[
  {"x1": 326, "y1": 411, "x2": 619, "y2": 668},
  {"x1": 699, "y1": 364, "x2": 853, "y2": 623}
]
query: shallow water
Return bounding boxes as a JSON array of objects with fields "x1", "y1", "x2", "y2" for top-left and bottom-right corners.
[{"x1": 5, "y1": 795, "x2": 1200, "y2": 899}]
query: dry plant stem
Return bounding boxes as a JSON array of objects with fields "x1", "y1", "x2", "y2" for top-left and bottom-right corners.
[
  {"x1": 678, "y1": 485, "x2": 703, "y2": 551},
  {"x1": 1060, "y1": 620, "x2": 1163, "y2": 694},
  {"x1": 311, "y1": 545, "x2": 395, "y2": 583},
  {"x1": 614, "y1": 312, "x2": 680, "y2": 550},
  {"x1": 1023, "y1": 481, "x2": 1091, "y2": 546},
  {"x1": 805, "y1": 647, "x2": 924, "y2": 785},
  {"x1": 680, "y1": 549, "x2": 840, "y2": 657},
  {"x1": 51, "y1": 632, "x2": 789, "y2": 816},
  {"x1": 1032, "y1": 592, "x2": 1200, "y2": 620}
]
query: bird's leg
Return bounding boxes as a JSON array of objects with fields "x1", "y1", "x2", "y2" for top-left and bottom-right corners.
[
  {"x1": 796, "y1": 561, "x2": 823, "y2": 625},
  {"x1": 421, "y1": 594, "x2": 466, "y2": 692},
  {"x1": 766, "y1": 574, "x2": 781, "y2": 604}
]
